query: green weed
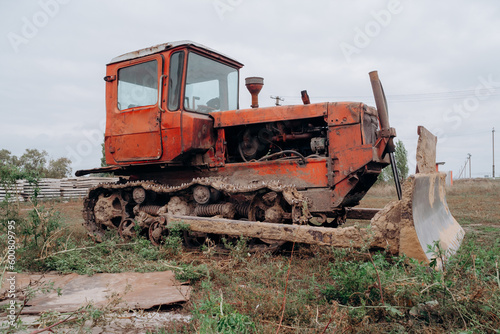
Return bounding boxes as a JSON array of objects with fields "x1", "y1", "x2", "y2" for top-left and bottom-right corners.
[
  {"x1": 191, "y1": 292, "x2": 256, "y2": 334},
  {"x1": 222, "y1": 236, "x2": 251, "y2": 262},
  {"x1": 175, "y1": 263, "x2": 209, "y2": 283},
  {"x1": 160, "y1": 221, "x2": 190, "y2": 255}
]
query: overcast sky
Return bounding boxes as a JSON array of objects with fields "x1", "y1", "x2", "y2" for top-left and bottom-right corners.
[{"x1": 1, "y1": 0, "x2": 499, "y2": 178}]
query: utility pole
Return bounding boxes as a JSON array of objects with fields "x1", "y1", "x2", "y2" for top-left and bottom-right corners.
[
  {"x1": 493, "y1": 127, "x2": 496, "y2": 178},
  {"x1": 468, "y1": 153, "x2": 472, "y2": 179},
  {"x1": 459, "y1": 157, "x2": 467, "y2": 179},
  {"x1": 270, "y1": 96, "x2": 284, "y2": 106}
]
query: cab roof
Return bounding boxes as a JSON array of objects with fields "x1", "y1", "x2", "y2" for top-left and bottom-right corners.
[{"x1": 108, "y1": 40, "x2": 243, "y2": 67}]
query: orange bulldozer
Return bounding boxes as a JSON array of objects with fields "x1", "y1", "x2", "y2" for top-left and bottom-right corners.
[{"x1": 76, "y1": 41, "x2": 464, "y2": 265}]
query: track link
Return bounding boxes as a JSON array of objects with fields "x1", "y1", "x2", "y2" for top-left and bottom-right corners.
[{"x1": 82, "y1": 177, "x2": 312, "y2": 246}]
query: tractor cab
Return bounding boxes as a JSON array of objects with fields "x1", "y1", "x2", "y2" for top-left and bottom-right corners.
[{"x1": 102, "y1": 41, "x2": 242, "y2": 165}]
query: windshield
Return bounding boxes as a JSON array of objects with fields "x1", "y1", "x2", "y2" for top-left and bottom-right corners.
[{"x1": 184, "y1": 52, "x2": 238, "y2": 113}]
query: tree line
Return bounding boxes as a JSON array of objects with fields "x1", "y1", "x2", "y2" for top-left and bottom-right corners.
[
  {"x1": 0, "y1": 148, "x2": 72, "y2": 180},
  {"x1": 378, "y1": 140, "x2": 409, "y2": 184}
]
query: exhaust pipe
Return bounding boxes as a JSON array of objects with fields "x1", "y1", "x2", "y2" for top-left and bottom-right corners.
[
  {"x1": 369, "y1": 71, "x2": 402, "y2": 200},
  {"x1": 245, "y1": 77, "x2": 264, "y2": 108},
  {"x1": 369, "y1": 71, "x2": 390, "y2": 133}
]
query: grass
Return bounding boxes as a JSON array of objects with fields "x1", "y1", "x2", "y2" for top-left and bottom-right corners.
[{"x1": 1, "y1": 179, "x2": 500, "y2": 333}]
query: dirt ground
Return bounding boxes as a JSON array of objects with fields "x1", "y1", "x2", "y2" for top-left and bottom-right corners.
[{"x1": 5, "y1": 178, "x2": 499, "y2": 333}]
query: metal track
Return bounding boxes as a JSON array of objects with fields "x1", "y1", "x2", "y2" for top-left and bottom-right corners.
[{"x1": 82, "y1": 177, "x2": 312, "y2": 243}]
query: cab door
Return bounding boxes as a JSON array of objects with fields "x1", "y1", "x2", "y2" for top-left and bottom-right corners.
[{"x1": 106, "y1": 55, "x2": 165, "y2": 163}]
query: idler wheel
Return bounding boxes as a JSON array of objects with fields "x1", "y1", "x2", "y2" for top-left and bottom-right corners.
[
  {"x1": 118, "y1": 218, "x2": 137, "y2": 240},
  {"x1": 148, "y1": 217, "x2": 167, "y2": 246}
]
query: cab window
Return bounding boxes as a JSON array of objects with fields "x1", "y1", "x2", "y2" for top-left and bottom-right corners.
[
  {"x1": 117, "y1": 60, "x2": 158, "y2": 110},
  {"x1": 168, "y1": 52, "x2": 184, "y2": 111}
]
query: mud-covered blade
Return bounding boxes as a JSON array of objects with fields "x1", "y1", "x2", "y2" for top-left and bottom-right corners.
[{"x1": 411, "y1": 173, "x2": 465, "y2": 264}]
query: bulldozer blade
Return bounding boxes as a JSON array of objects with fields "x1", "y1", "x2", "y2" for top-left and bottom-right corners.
[
  {"x1": 370, "y1": 172, "x2": 465, "y2": 267},
  {"x1": 370, "y1": 126, "x2": 465, "y2": 266},
  {"x1": 409, "y1": 173, "x2": 465, "y2": 264}
]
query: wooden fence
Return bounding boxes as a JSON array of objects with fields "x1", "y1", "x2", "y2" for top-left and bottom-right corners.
[{"x1": 0, "y1": 177, "x2": 118, "y2": 201}]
